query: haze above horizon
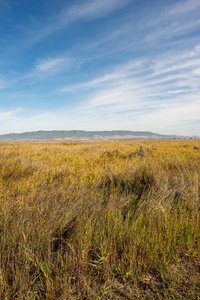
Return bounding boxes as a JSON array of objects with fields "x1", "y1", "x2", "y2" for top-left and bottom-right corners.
[{"x1": 0, "y1": 0, "x2": 200, "y2": 136}]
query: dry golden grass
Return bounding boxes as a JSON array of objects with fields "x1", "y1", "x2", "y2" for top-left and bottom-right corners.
[{"x1": 0, "y1": 139, "x2": 200, "y2": 299}]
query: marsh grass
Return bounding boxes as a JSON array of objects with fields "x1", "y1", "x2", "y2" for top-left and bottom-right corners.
[{"x1": 0, "y1": 140, "x2": 200, "y2": 299}]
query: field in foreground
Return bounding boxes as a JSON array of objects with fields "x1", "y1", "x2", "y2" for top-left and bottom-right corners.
[{"x1": 0, "y1": 139, "x2": 200, "y2": 299}]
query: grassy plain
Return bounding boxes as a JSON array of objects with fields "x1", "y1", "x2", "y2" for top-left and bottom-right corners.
[{"x1": 0, "y1": 139, "x2": 200, "y2": 299}]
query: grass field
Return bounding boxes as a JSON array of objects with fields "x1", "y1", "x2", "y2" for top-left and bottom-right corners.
[{"x1": 0, "y1": 139, "x2": 200, "y2": 299}]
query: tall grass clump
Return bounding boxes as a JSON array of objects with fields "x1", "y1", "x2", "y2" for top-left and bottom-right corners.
[{"x1": 0, "y1": 140, "x2": 200, "y2": 299}]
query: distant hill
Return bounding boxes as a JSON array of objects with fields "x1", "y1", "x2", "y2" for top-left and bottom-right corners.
[{"x1": 0, "y1": 130, "x2": 195, "y2": 141}]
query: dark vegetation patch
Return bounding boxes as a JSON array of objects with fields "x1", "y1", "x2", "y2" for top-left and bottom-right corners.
[
  {"x1": 0, "y1": 159, "x2": 35, "y2": 181},
  {"x1": 100, "y1": 149, "x2": 135, "y2": 160},
  {"x1": 99, "y1": 167, "x2": 156, "y2": 199},
  {"x1": 51, "y1": 216, "x2": 78, "y2": 253}
]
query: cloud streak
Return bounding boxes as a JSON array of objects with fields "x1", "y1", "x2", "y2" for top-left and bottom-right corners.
[
  {"x1": 62, "y1": 0, "x2": 130, "y2": 21},
  {"x1": 0, "y1": 108, "x2": 22, "y2": 121},
  {"x1": 29, "y1": 0, "x2": 131, "y2": 44},
  {"x1": 169, "y1": 0, "x2": 200, "y2": 15},
  {"x1": 32, "y1": 56, "x2": 71, "y2": 76}
]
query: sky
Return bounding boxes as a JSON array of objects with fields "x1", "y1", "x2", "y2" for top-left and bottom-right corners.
[{"x1": 0, "y1": 0, "x2": 200, "y2": 136}]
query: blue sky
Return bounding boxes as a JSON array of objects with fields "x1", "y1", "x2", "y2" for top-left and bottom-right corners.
[{"x1": 0, "y1": 0, "x2": 200, "y2": 135}]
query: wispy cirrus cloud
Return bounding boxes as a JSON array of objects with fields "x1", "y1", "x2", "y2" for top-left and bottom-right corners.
[
  {"x1": 61, "y1": 42, "x2": 200, "y2": 94},
  {"x1": 144, "y1": 0, "x2": 200, "y2": 44},
  {"x1": 169, "y1": 0, "x2": 200, "y2": 15},
  {"x1": 29, "y1": 0, "x2": 131, "y2": 43},
  {"x1": 60, "y1": 59, "x2": 146, "y2": 92},
  {"x1": 33, "y1": 57, "x2": 70, "y2": 76},
  {"x1": 62, "y1": 0, "x2": 130, "y2": 21},
  {"x1": 0, "y1": 107, "x2": 22, "y2": 121},
  {"x1": 59, "y1": 40, "x2": 200, "y2": 136}
]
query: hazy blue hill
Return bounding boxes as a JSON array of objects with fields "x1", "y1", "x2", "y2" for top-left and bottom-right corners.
[{"x1": 0, "y1": 130, "x2": 193, "y2": 141}]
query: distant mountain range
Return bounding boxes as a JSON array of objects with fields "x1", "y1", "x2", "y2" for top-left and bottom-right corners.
[{"x1": 0, "y1": 130, "x2": 197, "y2": 141}]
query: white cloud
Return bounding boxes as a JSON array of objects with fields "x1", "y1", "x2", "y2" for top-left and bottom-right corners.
[
  {"x1": 169, "y1": 0, "x2": 200, "y2": 15},
  {"x1": 55, "y1": 41, "x2": 200, "y2": 135},
  {"x1": 60, "y1": 44, "x2": 200, "y2": 112},
  {"x1": 32, "y1": 56, "x2": 71, "y2": 76},
  {"x1": 144, "y1": 0, "x2": 200, "y2": 44},
  {"x1": 145, "y1": 18, "x2": 200, "y2": 43},
  {"x1": 60, "y1": 59, "x2": 146, "y2": 92},
  {"x1": 0, "y1": 108, "x2": 22, "y2": 121},
  {"x1": 136, "y1": 100, "x2": 200, "y2": 133},
  {"x1": 36, "y1": 58, "x2": 65, "y2": 72},
  {"x1": 193, "y1": 68, "x2": 200, "y2": 75},
  {"x1": 30, "y1": 0, "x2": 131, "y2": 44},
  {"x1": 63, "y1": 0, "x2": 130, "y2": 21}
]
